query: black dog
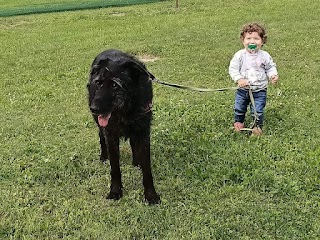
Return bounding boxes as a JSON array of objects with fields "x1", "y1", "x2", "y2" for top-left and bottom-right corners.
[{"x1": 88, "y1": 49, "x2": 160, "y2": 204}]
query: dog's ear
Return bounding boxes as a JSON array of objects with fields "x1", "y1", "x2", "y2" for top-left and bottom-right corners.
[
  {"x1": 90, "y1": 59, "x2": 112, "y2": 79},
  {"x1": 122, "y1": 60, "x2": 152, "y2": 105},
  {"x1": 90, "y1": 65, "x2": 99, "y2": 76},
  {"x1": 124, "y1": 61, "x2": 151, "y2": 84},
  {"x1": 90, "y1": 58, "x2": 106, "y2": 75}
]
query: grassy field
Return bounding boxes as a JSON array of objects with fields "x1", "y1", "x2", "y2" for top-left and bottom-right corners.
[{"x1": 1, "y1": 0, "x2": 320, "y2": 239}]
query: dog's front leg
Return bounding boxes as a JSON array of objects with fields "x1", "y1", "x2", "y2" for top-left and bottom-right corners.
[
  {"x1": 130, "y1": 138, "x2": 140, "y2": 167},
  {"x1": 106, "y1": 135, "x2": 123, "y2": 200},
  {"x1": 131, "y1": 136, "x2": 160, "y2": 204},
  {"x1": 99, "y1": 128, "x2": 108, "y2": 162}
]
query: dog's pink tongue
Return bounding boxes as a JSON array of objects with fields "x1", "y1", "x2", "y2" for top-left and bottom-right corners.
[{"x1": 98, "y1": 114, "x2": 111, "y2": 128}]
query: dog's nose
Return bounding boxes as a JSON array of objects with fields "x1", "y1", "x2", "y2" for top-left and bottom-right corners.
[{"x1": 90, "y1": 103, "x2": 100, "y2": 113}]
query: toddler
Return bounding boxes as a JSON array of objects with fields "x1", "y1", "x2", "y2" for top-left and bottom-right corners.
[{"x1": 229, "y1": 22, "x2": 279, "y2": 135}]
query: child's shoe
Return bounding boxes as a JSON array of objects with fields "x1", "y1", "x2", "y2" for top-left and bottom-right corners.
[
  {"x1": 251, "y1": 127, "x2": 263, "y2": 136},
  {"x1": 233, "y1": 122, "x2": 244, "y2": 132}
]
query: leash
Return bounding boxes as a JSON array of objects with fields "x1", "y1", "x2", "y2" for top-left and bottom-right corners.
[
  {"x1": 148, "y1": 73, "x2": 238, "y2": 92},
  {"x1": 153, "y1": 77, "x2": 238, "y2": 92},
  {"x1": 239, "y1": 88, "x2": 259, "y2": 132},
  {"x1": 148, "y1": 72, "x2": 259, "y2": 132}
]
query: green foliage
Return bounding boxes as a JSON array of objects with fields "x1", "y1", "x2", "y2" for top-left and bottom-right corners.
[{"x1": 1, "y1": 0, "x2": 320, "y2": 239}]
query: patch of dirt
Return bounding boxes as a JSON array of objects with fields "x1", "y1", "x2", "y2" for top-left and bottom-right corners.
[
  {"x1": 110, "y1": 12, "x2": 125, "y2": 17},
  {"x1": 0, "y1": 20, "x2": 31, "y2": 30},
  {"x1": 138, "y1": 54, "x2": 160, "y2": 63}
]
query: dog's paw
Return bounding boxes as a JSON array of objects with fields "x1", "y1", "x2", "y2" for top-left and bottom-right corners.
[
  {"x1": 132, "y1": 157, "x2": 140, "y2": 167},
  {"x1": 107, "y1": 188, "x2": 123, "y2": 200},
  {"x1": 145, "y1": 191, "x2": 161, "y2": 205},
  {"x1": 100, "y1": 156, "x2": 108, "y2": 163},
  {"x1": 132, "y1": 161, "x2": 140, "y2": 168},
  {"x1": 100, "y1": 152, "x2": 109, "y2": 162}
]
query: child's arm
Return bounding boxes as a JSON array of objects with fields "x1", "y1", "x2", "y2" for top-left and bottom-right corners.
[
  {"x1": 264, "y1": 52, "x2": 279, "y2": 84},
  {"x1": 229, "y1": 51, "x2": 249, "y2": 87}
]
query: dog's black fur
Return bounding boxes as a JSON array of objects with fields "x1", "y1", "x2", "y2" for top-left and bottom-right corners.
[{"x1": 88, "y1": 49, "x2": 160, "y2": 204}]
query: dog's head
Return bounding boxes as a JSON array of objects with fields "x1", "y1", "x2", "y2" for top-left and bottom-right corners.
[{"x1": 88, "y1": 50, "x2": 152, "y2": 128}]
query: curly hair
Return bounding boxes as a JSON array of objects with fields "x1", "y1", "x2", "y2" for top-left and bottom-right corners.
[{"x1": 240, "y1": 22, "x2": 267, "y2": 44}]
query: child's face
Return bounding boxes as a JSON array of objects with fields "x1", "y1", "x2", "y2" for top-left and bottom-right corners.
[{"x1": 242, "y1": 32, "x2": 263, "y2": 53}]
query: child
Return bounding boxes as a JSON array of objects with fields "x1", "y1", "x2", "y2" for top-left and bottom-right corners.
[{"x1": 229, "y1": 22, "x2": 279, "y2": 135}]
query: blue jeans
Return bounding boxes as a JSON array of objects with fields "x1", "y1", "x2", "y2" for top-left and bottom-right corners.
[{"x1": 234, "y1": 89, "x2": 267, "y2": 127}]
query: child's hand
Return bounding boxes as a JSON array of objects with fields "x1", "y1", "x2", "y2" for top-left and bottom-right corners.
[
  {"x1": 237, "y1": 79, "x2": 249, "y2": 88},
  {"x1": 270, "y1": 75, "x2": 279, "y2": 85}
]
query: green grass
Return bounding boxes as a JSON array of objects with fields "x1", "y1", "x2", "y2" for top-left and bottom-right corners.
[{"x1": 1, "y1": 0, "x2": 320, "y2": 239}]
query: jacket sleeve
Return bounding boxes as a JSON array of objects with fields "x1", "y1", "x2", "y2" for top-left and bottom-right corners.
[
  {"x1": 265, "y1": 52, "x2": 278, "y2": 78},
  {"x1": 229, "y1": 51, "x2": 243, "y2": 82}
]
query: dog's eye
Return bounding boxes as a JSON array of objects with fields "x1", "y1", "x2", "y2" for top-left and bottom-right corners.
[
  {"x1": 96, "y1": 80, "x2": 104, "y2": 87},
  {"x1": 112, "y1": 82, "x2": 118, "y2": 89},
  {"x1": 112, "y1": 78, "x2": 123, "y2": 90}
]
